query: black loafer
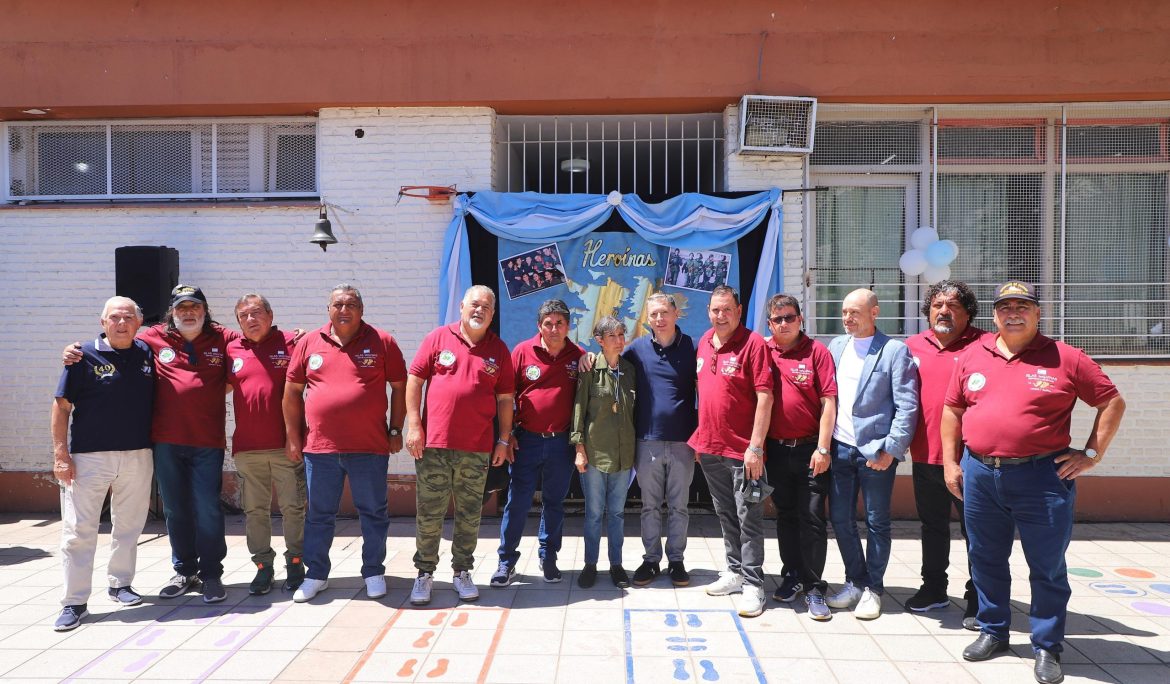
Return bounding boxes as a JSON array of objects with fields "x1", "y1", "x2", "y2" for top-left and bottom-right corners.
[
  {"x1": 962, "y1": 597, "x2": 979, "y2": 631},
  {"x1": 1033, "y1": 649, "x2": 1063, "y2": 684},
  {"x1": 962, "y1": 633, "x2": 1010, "y2": 661}
]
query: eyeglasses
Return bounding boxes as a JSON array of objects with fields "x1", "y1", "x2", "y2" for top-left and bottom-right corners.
[{"x1": 769, "y1": 314, "x2": 799, "y2": 324}]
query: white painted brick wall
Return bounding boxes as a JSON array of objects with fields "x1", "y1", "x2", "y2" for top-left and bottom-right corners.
[{"x1": 0, "y1": 107, "x2": 494, "y2": 477}]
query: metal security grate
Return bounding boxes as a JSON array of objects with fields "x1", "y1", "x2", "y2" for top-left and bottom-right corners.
[
  {"x1": 739, "y1": 95, "x2": 817, "y2": 154},
  {"x1": 5, "y1": 118, "x2": 317, "y2": 200},
  {"x1": 807, "y1": 103, "x2": 1170, "y2": 357},
  {"x1": 496, "y1": 115, "x2": 724, "y2": 195}
]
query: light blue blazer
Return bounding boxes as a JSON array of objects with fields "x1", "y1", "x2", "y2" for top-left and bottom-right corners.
[{"x1": 828, "y1": 330, "x2": 920, "y2": 461}]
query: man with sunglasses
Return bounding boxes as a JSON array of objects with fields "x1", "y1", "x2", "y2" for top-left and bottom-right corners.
[
  {"x1": 762, "y1": 294, "x2": 837, "y2": 620},
  {"x1": 943, "y1": 281, "x2": 1125, "y2": 684}
]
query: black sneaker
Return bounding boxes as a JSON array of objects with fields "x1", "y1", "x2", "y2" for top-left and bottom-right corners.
[
  {"x1": 610, "y1": 565, "x2": 631, "y2": 589},
  {"x1": 54, "y1": 604, "x2": 88, "y2": 632},
  {"x1": 108, "y1": 586, "x2": 142, "y2": 606},
  {"x1": 202, "y1": 577, "x2": 227, "y2": 604},
  {"x1": 249, "y1": 563, "x2": 274, "y2": 595},
  {"x1": 578, "y1": 563, "x2": 598, "y2": 588},
  {"x1": 283, "y1": 556, "x2": 305, "y2": 592},
  {"x1": 668, "y1": 561, "x2": 690, "y2": 587},
  {"x1": 490, "y1": 561, "x2": 517, "y2": 588},
  {"x1": 543, "y1": 559, "x2": 563, "y2": 583},
  {"x1": 159, "y1": 573, "x2": 200, "y2": 599},
  {"x1": 906, "y1": 586, "x2": 950, "y2": 612},
  {"x1": 632, "y1": 562, "x2": 660, "y2": 586},
  {"x1": 772, "y1": 575, "x2": 803, "y2": 603}
]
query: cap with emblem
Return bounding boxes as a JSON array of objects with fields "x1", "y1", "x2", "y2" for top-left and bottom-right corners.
[
  {"x1": 170, "y1": 284, "x2": 208, "y2": 307},
  {"x1": 993, "y1": 280, "x2": 1039, "y2": 305}
]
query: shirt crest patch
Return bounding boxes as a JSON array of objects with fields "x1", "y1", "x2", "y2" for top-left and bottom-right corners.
[
  {"x1": 308, "y1": 353, "x2": 324, "y2": 370},
  {"x1": 967, "y1": 373, "x2": 986, "y2": 391},
  {"x1": 438, "y1": 350, "x2": 456, "y2": 367},
  {"x1": 231, "y1": 357, "x2": 244, "y2": 373},
  {"x1": 525, "y1": 364, "x2": 542, "y2": 381}
]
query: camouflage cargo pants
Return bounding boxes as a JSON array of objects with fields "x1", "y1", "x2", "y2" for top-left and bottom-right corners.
[{"x1": 413, "y1": 448, "x2": 490, "y2": 573}]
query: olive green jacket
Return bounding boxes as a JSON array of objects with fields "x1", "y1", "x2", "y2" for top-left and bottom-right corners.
[{"x1": 570, "y1": 353, "x2": 636, "y2": 473}]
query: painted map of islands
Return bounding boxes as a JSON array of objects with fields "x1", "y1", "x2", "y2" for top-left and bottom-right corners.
[{"x1": 563, "y1": 272, "x2": 691, "y2": 351}]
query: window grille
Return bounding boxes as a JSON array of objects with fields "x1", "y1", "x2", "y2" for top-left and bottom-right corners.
[
  {"x1": 4, "y1": 118, "x2": 317, "y2": 201},
  {"x1": 495, "y1": 115, "x2": 724, "y2": 195},
  {"x1": 808, "y1": 103, "x2": 1170, "y2": 358}
]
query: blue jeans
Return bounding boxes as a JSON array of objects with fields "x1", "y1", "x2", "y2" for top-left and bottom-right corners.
[
  {"x1": 497, "y1": 430, "x2": 575, "y2": 567},
  {"x1": 153, "y1": 443, "x2": 227, "y2": 580},
  {"x1": 829, "y1": 441, "x2": 898, "y2": 594},
  {"x1": 963, "y1": 450, "x2": 1075, "y2": 654},
  {"x1": 303, "y1": 452, "x2": 390, "y2": 580},
  {"x1": 580, "y1": 464, "x2": 631, "y2": 565}
]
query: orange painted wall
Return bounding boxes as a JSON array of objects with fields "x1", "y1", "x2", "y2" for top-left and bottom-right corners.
[{"x1": 2, "y1": 0, "x2": 1170, "y2": 120}]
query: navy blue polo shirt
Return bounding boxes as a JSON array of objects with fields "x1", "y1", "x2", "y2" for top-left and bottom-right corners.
[
  {"x1": 55, "y1": 335, "x2": 155, "y2": 454},
  {"x1": 623, "y1": 327, "x2": 698, "y2": 442}
]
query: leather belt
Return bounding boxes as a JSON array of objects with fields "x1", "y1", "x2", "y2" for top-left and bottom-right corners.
[
  {"x1": 770, "y1": 435, "x2": 818, "y2": 448},
  {"x1": 968, "y1": 448, "x2": 1068, "y2": 468},
  {"x1": 516, "y1": 428, "x2": 568, "y2": 439}
]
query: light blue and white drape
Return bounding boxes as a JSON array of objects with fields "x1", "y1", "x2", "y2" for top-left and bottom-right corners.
[{"x1": 440, "y1": 189, "x2": 783, "y2": 333}]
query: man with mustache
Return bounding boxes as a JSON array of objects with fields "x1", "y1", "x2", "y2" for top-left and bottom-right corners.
[
  {"x1": 407, "y1": 285, "x2": 515, "y2": 606},
  {"x1": 944, "y1": 281, "x2": 1125, "y2": 684},
  {"x1": 904, "y1": 280, "x2": 983, "y2": 626}
]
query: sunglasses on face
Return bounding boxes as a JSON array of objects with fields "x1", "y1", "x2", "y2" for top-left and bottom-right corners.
[{"x1": 769, "y1": 314, "x2": 799, "y2": 324}]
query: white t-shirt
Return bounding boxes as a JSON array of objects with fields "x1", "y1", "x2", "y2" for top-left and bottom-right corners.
[{"x1": 833, "y1": 335, "x2": 874, "y2": 447}]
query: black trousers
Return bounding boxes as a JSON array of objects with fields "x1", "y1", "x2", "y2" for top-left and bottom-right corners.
[
  {"x1": 912, "y1": 461, "x2": 975, "y2": 599},
  {"x1": 765, "y1": 440, "x2": 829, "y2": 592}
]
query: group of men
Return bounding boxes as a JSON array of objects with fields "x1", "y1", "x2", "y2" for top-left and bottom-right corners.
[{"x1": 53, "y1": 277, "x2": 1123, "y2": 684}]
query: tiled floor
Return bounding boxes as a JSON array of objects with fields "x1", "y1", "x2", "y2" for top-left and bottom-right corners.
[{"x1": 1, "y1": 513, "x2": 1168, "y2": 683}]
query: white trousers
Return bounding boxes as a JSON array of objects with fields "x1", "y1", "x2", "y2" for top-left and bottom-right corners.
[{"x1": 59, "y1": 448, "x2": 153, "y2": 606}]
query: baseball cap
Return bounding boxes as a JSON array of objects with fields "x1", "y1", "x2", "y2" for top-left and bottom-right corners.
[
  {"x1": 993, "y1": 280, "x2": 1039, "y2": 305},
  {"x1": 170, "y1": 284, "x2": 208, "y2": 307}
]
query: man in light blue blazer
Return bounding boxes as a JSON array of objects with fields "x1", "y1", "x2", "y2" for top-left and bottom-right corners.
[{"x1": 825, "y1": 289, "x2": 919, "y2": 620}]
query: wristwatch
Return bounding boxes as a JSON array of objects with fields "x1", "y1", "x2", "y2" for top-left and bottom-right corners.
[
  {"x1": 388, "y1": 427, "x2": 402, "y2": 437},
  {"x1": 747, "y1": 445, "x2": 764, "y2": 457},
  {"x1": 496, "y1": 439, "x2": 510, "y2": 447},
  {"x1": 1084, "y1": 448, "x2": 1101, "y2": 464},
  {"x1": 817, "y1": 446, "x2": 830, "y2": 456}
]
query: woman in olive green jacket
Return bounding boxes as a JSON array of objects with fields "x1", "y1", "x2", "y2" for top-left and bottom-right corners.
[{"x1": 571, "y1": 316, "x2": 637, "y2": 589}]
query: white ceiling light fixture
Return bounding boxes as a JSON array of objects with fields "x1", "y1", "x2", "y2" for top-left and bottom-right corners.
[{"x1": 560, "y1": 158, "x2": 590, "y2": 173}]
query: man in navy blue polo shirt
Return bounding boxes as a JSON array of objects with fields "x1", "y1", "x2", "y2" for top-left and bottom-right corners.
[
  {"x1": 625, "y1": 292, "x2": 699, "y2": 587},
  {"x1": 51, "y1": 296, "x2": 155, "y2": 631}
]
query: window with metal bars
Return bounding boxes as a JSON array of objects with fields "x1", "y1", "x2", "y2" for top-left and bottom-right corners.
[
  {"x1": 4, "y1": 118, "x2": 317, "y2": 200},
  {"x1": 809, "y1": 106, "x2": 1170, "y2": 358},
  {"x1": 495, "y1": 115, "x2": 725, "y2": 195}
]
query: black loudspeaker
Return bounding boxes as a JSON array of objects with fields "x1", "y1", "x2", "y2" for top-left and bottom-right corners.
[{"x1": 115, "y1": 246, "x2": 180, "y2": 325}]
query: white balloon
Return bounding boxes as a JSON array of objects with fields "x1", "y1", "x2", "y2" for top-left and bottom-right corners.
[
  {"x1": 899, "y1": 249, "x2": 928, "y2": 276},
  {"x1": 910, "y1": 227, "x2": 939, "y2": 250},
  {"x1": 922, "y1": 264, "x2": 951, "y2": 283},
  {"x1": 925, "y1": 239, "x2": 958, "y2": 267}
]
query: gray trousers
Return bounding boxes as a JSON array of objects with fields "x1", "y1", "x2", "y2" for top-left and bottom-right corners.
[
  {"x1": 635, "y1": 440, "x2": 695, "y2": 564},
  {"x1": 699, "y1": 453, "x2": 766, "y2": 587}
]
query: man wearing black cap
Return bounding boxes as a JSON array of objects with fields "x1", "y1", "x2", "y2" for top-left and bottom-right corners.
[{"x1": 942, "y1": 280, "x2": 1126, "y2": 684}]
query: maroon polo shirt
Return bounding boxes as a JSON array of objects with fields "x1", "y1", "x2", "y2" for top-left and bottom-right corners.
[
  {"x1": 286, "y1": 322, "x2": 407, "y2": 455},
  {"x1": 227, "y1": 327, "x2": 297, "y2": 453},
  {"x1": 511, "y1": 333, "x2": 584, "y2": 434},
  {"x1": 140, "y1": 323, "x2": 240, "y2": 449},
  {"x1": 410, "y1": 323, "x2": 515, "y2": 453},
  {"x1": 688, "y1": 324, "x2": 773, "y2": 460},
  {"x1": 906, "y1": 325, "x2": 985, "y2": 465},
  {"x1": 766, "y1": 333, "x2": 837, "y2": 441},
  {"x1": 944, "y1": 333, "x2": 1119, "y2": 458}
]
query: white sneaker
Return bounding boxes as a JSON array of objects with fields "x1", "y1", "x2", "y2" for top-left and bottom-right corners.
[
  {"x1": 854, "y1": 587, "x2": 882, "y2": 620},
  {"x1": 736, "y1": 585, "x2": 766, "y2": 617},
  {"x1": 293, "y1": 577, "x2": 328, "y2": 603},
  {"x1": 826, "y1": 581, "x2": 862, "y2": 609},
  {"x1": 453, "y1": 570, "x2": 479, "y2": 602},
  {"x1": 705, "y1": 571, "x2": 744, "y2": 596},
  {"x1": 365, "y1": 575, "x2": 387, "y2": 599},
  {"x1": 410, "y1": 573, "x2": 434, "y2": 606}
]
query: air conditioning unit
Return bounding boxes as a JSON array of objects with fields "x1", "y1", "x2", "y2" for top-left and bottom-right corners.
[{"x1": 738, "y1": 95, "x2": 818, "y2": 155}]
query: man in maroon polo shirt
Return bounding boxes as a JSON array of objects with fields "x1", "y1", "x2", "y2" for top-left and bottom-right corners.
[
  {"x1": 904, "y1": 280, "x2": 984, "y2": 625},
  {"x1": 406, "y1": 285, "x2": 515, "y2": 606},
  {"x1": 283, "y1": 284, "x2": 407, "y2": 603},
  {"x1": 492, "y1": 299, "x2": 582, "y2": 586},
  {"x1": 689, "y1": 285, "x2": 774, "y2": 618},
  {"x1": 942, "y1": 280, "x2": 1125, "y2": 684},
  {"x1": 763, "y1": 293, "x2": 837, "y2": 620},
  {"x1": 226, "y1": 292, "x2": 305, "y2": 595}
]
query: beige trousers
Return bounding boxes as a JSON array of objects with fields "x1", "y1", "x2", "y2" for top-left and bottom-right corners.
[{"x1": 235, "y1": 448, "x2": 306, "y2": 565}]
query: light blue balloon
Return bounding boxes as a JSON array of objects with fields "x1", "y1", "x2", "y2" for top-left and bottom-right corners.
[{"x1": 925, "y1": 240, "x2": 958, "y2": 267}]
